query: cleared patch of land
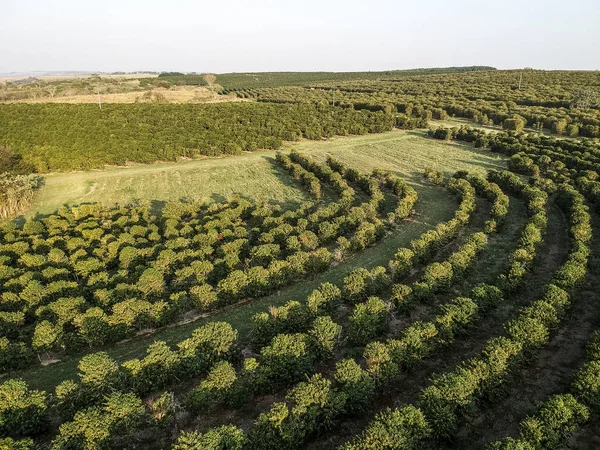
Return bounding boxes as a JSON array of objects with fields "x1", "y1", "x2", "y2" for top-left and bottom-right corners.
[
  {"x1": 7, "y1": 86, "x2": 243, "y2": 104},
  {"x1": 26, "y1": 129, "x2": 506, "y2": 217},
  {"x1": 28, "y1": 152, "x2": 313, "y2": 217}
]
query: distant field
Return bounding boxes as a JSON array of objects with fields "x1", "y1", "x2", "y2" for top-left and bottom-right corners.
[
  {"x1": 216, "y1": 66, "x2": 496, "y2": 89},
  {"x1": 0, "y1": 72, "x2": 159, "y2": 82},
  {"x1": 7, "y1": 86, "x2": 244, "y2": 104},
  {"x1": 26, "y1": 128, "x2": 505, "y2": 217}
]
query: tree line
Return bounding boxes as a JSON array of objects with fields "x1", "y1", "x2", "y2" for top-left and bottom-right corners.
[{"x1": 0, "y1": 103, "x2": 394, "y2": 172}]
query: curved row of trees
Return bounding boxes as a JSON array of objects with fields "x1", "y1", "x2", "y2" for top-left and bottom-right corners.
[
  {"x1": 0, "y1": 171, "x2": 498, "y2": 449},
  {"x1": 9, "y1": 156, "x2": 592, "y2": 449},
  {"x1": 0, "y1": 153, "x2": 417, "y2": 372},
  {"x1": 344, "y1": 177, "x2": 590, "y2": 449}
]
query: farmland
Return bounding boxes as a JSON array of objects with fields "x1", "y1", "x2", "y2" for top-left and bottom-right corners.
[
  {"x1": 0, "y1": 69, "x2": 599, "y2": 450},
  {"x1": 26, "y1": 129, "x2": 503, "y2": 216}
]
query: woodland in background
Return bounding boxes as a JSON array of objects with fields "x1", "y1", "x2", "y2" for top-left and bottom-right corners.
[
  {"x1": 0, "y1": 103, "x2": 393, "y2": 172},
  {"x1": 228, "y1": 70, "x2": 600, "y2": 138}
]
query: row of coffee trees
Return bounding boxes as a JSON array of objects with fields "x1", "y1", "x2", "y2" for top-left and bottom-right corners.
[
  {"x1": 232, "y1": 70, "x2": 600, "y2": 137},
  {"x1": 0, "y1": 154, "x2": 416, "y2": 373},
  {"x1": 0, "y1": 167, "x2": 526, "y2": 449},
  {"x1": 0, "y1": 103, "x2": 394, "y2": 172}
]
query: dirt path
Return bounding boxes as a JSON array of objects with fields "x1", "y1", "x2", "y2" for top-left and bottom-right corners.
[{"x1": 450, "y1": 207, "x2": 600, "y2": 448}]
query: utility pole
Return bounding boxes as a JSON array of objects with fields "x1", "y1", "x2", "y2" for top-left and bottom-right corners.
[{"x1": 518, "y1": 72, "x2": 523, "y2": 90}]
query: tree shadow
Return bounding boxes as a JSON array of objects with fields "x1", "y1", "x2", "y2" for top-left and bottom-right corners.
[
  {"x1": 150, "y1": 199, "x2": 166, "y2": 217},
  {"x1": 404, "y1": 130, "x2": 428, "y2": 138},
  {"x1": 456, "y1": 157, "x2": 506, "y2": 172},
  {"x1": 258, "y1": 154, "x2": 321, "y2": 209},
  {"x1": 12, "y1": 215, "x2": 26, "y2": 227}
]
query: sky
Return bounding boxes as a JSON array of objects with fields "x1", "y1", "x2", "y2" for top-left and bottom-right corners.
[{"x1": 1, "y1": 0, "x2": 599, "y2": 74}]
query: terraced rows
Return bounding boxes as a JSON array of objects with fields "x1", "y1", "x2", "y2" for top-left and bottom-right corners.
[
  {"x1": 2, "y1": 135, "x2": 600, "y2": 450},
  {"x1": 0, "y1": 152, "x2": 416, "y2": 374}
]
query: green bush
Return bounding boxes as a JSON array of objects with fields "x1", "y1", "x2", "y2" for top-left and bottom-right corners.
[
  {"x1": 309, "y1": 316, "x2": 342, "y2": 358},
  {"x1": 519, "y1": 394, "x2": 589, "y2": 449},
  {"x1": 51, "y1": 392, "x2": 148, "y2": 450},
  {"x1": 334, "y1": 358, "x2": 376, "y2": 414},
  {"x1": 173, "y1": 425, "x2": 247, "y2": 450},
  {"x1": 347, "y1": 297, "x2": 390, "y2": 346},
  {"x1": 340, "y1": 405, "x2": 431, "y2": 450},
  {"x1": 187, "y1": 361, "x2": 242, "y2": 413},
  {"x1": 251, "y1": 300, "x2": 310, "y2": 348},
  {"x1": 248, "y1": 374, "x2": 346, "y2": 450},
  {"x1": 0, "y1": 379, "x2": 48, "y2": 438},
  {"x1": 572, "y1": 361, "x2": 600, "y2": 411},
  {"x1": 258, "y1": 333, "x2": 315, "y2": 391}
]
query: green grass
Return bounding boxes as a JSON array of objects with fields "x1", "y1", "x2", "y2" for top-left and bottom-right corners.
[
  {"x1": 26, "y1": 129, "x2": 505, "y2": 217},
  {"x1": 28, "y1": 153, "x2": 312, "y2": 217},
  {"x1": 16, "y1": 129, "x2": 507, "y2": 391},
  {"x1": 285, "y1": 129, "x2": 505, "y2": 178}
]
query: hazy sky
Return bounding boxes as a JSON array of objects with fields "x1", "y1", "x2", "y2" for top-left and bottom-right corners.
[{"x1": 2, "y1": 0, "x2": 599, "y2": 73}]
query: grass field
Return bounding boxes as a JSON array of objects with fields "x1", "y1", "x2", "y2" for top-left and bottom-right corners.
[
  {"x1": 16, "y1": 129, "x2": 508, "y2": 391},
  {"x1": 26, "y1": 128, "x2": 505, "y2": 217}
]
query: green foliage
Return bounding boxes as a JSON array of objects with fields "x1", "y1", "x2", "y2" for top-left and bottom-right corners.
[
  {"x1": 347, "y1": 297, "x2": 390, "y2": 347},
  {"x1": 173, "y1": 425, "x2": 247, "y2": 450},
  {"x1": 0, "y1": 173, "x2": 43, "y2": 220},
  {"x1": 248, "y1": 374, "x2": 346, "y2": 450},
  {"x1": 423, "y1": 167, "x2": 445, "y2": 185},
  {"x1": 136, "y1": 268, "x2": 165, "y2": 296},
  {"x1": 51, "y1": 392, "x2": 147, "y2": 450},
  {"x1": 251, "y1": 300, "x2": 310, "y2": 348},
  {"x1": 187, "y1": 361, "x2": 242, "y2": 413},
  {"x1": 419, "y1": 337, "x2": 522, "y2": 439},
  {"x1": 0, "y1": 379, "x2": 48, "y2": 438},
  {"x1": 334, "y1": 358, "x2": 376, "y2": 414},
  {"x1": 0, "y1": 337, "x2": 33, "y2": 371},
  {"x1": 0, "y1": 154, "x2": 397, "y2": 370},
  {"x1": 217, "y1": 67, "x2": 494, "y2": 89},
  {"x1": 340, "y1": 406, "x2": 431, "y2": 450},
  {"x1": 258, "y1": 333, "x2": 315, "y2": 391},
  {"x1": 342, "y1": 267, "x2": 390, "y2": 305},
  {"x1": 309, "y1": 316, "x2": 342, "y2": 358},
  {"x1": 572, "y1": 361, "x2": 600, "y2": 411},
  {"x1": 0, "y1": 103, "x2": 393, "y2": 172},
  {"x1": 489, "y1": 394, "x2": 589, "y2": 449},
  {"x1": 0, "y1": 437, "x2": 35, "y2": 450},
  {"x1": 306, "y1": 282, "x2": 341, "y2": 316}
]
